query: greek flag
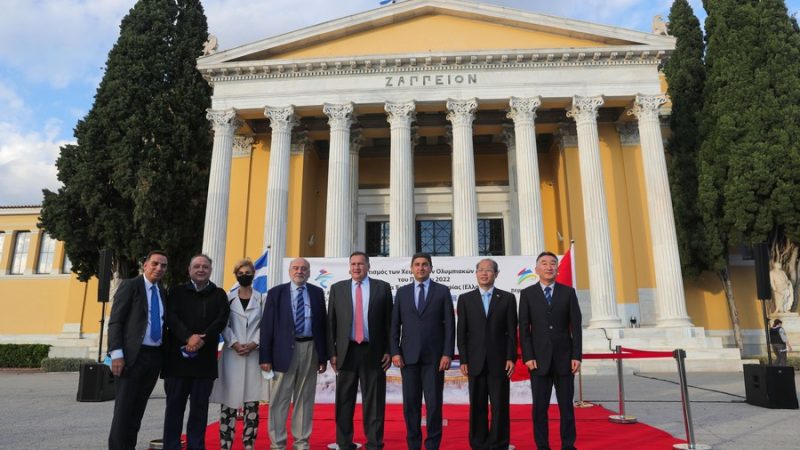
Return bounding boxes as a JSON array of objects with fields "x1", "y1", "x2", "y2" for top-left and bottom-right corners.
[
  {"x1": 252, "y1": 249, "x2": 269, "y2": 294},
  {"x1": 228, "y1": 249, "x2": 269, "y2": 294}
]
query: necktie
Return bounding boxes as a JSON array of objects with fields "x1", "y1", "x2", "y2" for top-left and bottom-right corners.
[
  {"x1": 354, "y1": 281, "x2": 364, "y2": 343},
  {"x1": 482, "y1": 292, "x2": 491, "y2": 315},
  {"x1": 295, "y1": 286, "x2": 306, "y2": 335},
  {"x1": 544, "y1": 286, "x2": 553, "y2": 305},
  {"x1": 150, "y1": 285, "x2": 162, "y2": 342},
  {"x1": 417, "y1": 283, "x2": 426, "y2": 313}
]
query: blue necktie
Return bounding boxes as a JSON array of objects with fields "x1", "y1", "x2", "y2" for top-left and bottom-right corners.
[
  {"x1": 294, "y1": 286, "x2": 306, "y2": 335},
  {"x1": 482, "y1": 292, "x2": 490, "y2": 315},
  {"x1": 544, "y1": 286, "x2": 552, "y2": 306},
  {"x1": 417, "y1": 283, "x2": 426, "y2": 313},
  {"x1": 150, "y1": 285, "x2": 162, "y2": 342}
]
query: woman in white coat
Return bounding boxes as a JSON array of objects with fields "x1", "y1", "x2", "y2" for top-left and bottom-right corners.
[{"x1": 210, "y1": 259, "x2": 265, "y2": 450}]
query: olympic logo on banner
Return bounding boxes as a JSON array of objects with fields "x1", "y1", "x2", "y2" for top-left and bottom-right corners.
[
  {"x1": 314, "y1": 268, "x2": 335, "y2": 288},
  {"x1": 516, "y1": 267, "x2": 538, "y2": 285}
]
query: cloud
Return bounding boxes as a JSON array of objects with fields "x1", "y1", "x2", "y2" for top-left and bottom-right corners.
[{"x1": 0, "y1": 119, "x2": 69, "y2": 206}]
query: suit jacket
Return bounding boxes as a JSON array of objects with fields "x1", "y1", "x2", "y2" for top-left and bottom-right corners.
[
  {"x1": 456, "y1": 287, "x2": 517, "y2": 377},
  {"x1": 107, "y1": 275, "x2": 168, "y2": 368},
  {"x1": 162, "y1": 281, "x2": 230, "y2": 379},
  {"x1": 327, "y1": 277, "x2": 393, "y2": 365},
  {"x1": 390, "y1": 280, "x2": 455, "y2": 365},
  {"x1": 259, "y1": 282, "x2": 327, "y2": 373},
  {"x1": 519, "y1": 282, "x2": 582, "y2": 376}
]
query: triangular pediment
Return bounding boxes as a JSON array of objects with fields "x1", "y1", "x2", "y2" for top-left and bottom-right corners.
[{"x1": 199, "y1": 0, "x2": 673, "y2": 67}]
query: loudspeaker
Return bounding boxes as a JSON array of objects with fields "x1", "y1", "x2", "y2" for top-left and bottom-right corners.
[
  {"x1": 98, "y1": 249, "x2": 113, "y2": 303},
  {"x1": 77, "y1": 362, "x2": 116, "y2": 402},
  {"x1": 753, "y1": 243, "x2": 772, "y2": 300},
  {"x1": 743, "y1": 364, "x2": 798, "y2": 409}
]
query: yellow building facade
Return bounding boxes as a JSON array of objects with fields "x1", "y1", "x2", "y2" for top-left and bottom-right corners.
[{"x1": 0, "y1": 0, "x2": 768, "y2": 364}]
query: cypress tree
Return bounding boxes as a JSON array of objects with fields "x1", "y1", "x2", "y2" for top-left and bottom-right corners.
[
  {"x1": 40, "y1": 0, "x2": 213, "y2": 283},
  {"x1": 663, "y1": 0, "x2": 706, "y2": 279}
]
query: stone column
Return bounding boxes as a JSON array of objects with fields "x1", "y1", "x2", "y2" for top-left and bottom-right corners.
[
  {"x1": 446, "y1": 98, "x2": 479, "y2": 256},
  {"x1": 349, "y1": 129, "x2": 364, "y2": 252},
  {"x1": 501, "y1": 125, "x2": 520, "y2": 255},
  {"x1": 203, "y1": 109, "x2": 241, "y2": 286},
  {"x1": 385, "y1": 100, "x2": 417, "y2": 257},
  {"x1": 508, "y1": 96, "x2": 546, "y2": 255},
  {"x1": 630, "y1": 94, "x2": 692, "y2": 327},
  {"x1": 323, "y1": 103, "x2": 354, "y2": 257},
  {"x1": 567, "y1": 96, "x2": 622, "y2": 328},
  {"x1": 263, "y1": 105, "x2": 297, "y2": 290}
]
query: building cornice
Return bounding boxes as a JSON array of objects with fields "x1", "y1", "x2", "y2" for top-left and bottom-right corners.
[{"x1": 200, "y1": 47, "x2": 669, "y2": 84}]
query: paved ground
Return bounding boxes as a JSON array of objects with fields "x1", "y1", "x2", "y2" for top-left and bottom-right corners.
[{"x1": 0, "y1": 369, "x2": 798, "y2": 449}]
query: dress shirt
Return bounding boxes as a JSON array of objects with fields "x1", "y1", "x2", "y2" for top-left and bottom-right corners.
[
  {"x1": 293, "y1": 282, "x2": 312, "y2": 337},
  {"x1": 351, "y1": 277, "x2": 371, "y2": 341},
  {"x1": 479, "y1": 287, "x2": 494, "y2": 315}
]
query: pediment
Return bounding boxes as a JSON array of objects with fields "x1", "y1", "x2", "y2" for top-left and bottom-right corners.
[{"x1": 199, "y1": 0, "x2": 674, "y2": 68}]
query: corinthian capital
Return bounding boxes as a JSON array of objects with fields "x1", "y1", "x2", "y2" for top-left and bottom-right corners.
[
  {"x1": 507, "y1": 96, "x2": 541, "y2": 124},
  {"x1": 385, "y1": 101, "x2": 416, "y2": 127},
  {"x1": 264, "y1": 105, "x2": 298, "y2": 133},
  {"x1": 206, "y1": 108, "x2": 241, "y2": 132},
  {"x1": 350, "y1": 128, "x2": 365, "y2": 154},
  {"x1": 501, "y1": 124, "x2": 515, "y2": 150},
  {"x1": 629, "y1": 94, "x2": 668, "y2": 121},
  {"x1": 566, "y1": 95, "x2": 604, "y2": 124},
  {"x1": 323, "y1": 103, "x2": 354, "y2": 129},
  {"x1": 446, "y1": 98, "x2": 478, "y2": 127}
]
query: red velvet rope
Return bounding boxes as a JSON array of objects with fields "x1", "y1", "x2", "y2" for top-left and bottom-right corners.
[{"x1": 582, "y1": 347, "x2": 674, "y2": 360}]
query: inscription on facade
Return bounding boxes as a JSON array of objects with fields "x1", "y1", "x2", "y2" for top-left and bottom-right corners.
[{"x1": 384, "y1": 73, "x2": 477, "y2": 87}]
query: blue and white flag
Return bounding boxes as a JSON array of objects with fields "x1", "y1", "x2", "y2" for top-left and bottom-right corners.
[
  {"x1": 228, "y1": 249, "x2": 269, "y2": 294},
  {"x1": 252, "y1": 249, "x2": 269, "y2": 294},
  {"x1": 379, "y1": 0, "x2": 395, "y2": 5}
]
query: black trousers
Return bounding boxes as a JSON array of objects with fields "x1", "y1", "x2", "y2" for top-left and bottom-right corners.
[
  {"x1": 468, "y1": 363, "x2": 510, "y2": 450},
  {"x1": 108, "y1": 346, "x2": 162, "y2": 450},
  {"x1": 532, "y1": 371, "x2": 576, "y2": 450},
  {"x1": 163, "y1": 376, "x2": 215, "y2": 450},
  {"x1": 335, "y1": 342, "x2": 387, "y2": 450},
  {"x1": 401, "y1": 362, "x2": 445, "y2": 450}
]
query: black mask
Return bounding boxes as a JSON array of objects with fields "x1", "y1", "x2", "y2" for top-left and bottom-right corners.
[{"x1": 236, "y1": 274, "x2": 254, "y2": 287}]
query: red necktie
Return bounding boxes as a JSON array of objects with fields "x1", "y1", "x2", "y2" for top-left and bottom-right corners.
[{"x1": 355, "y1": 281, "x2": 364, "y2": 343}]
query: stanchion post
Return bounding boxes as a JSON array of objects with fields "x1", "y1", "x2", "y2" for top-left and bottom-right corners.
[
  {"x1": 609, "y1": 345, "x2": 637, "y2": 424},
  {"x1": 672, "y1": 349, "x2": 711, "y2": 450},
  {"x1": 575, "y1": 365, "x2": 593, "y2": 408}
]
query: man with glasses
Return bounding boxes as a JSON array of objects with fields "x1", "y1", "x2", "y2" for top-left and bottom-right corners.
[{"x1": 260, "y1": 257, "x2": 328, "y2": 450}]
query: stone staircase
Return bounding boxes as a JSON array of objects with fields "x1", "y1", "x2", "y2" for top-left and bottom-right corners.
[{"x1": 580, "y1": 327, "x2": 746, "y2": 374}]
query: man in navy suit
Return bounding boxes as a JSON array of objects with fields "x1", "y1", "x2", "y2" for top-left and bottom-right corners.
[
  {"x1": 391, "y1": 252, "x2": 455, "y2": 450},
  {"x1": 519, "y1": 252, "x2": 582, "y2": 450},
  {"x1": 107, "y1": 250, "x2": 168, "y2": 450},
  {"x1": 457, "y1": 258, "x2": 517, "y2": 450},
  {"x1": 259, "y1": 257, "x2": 328, "y2": 450}
]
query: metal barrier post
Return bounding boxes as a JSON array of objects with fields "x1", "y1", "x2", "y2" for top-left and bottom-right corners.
[
  {"x1": 609, "y1": 345, "x2": 637, "y2": 424},
  {"x1": 672, "y1": 349, "x2": 711, "y2": 450},
  {"x1": 574, "y1": 366, "x2": 593, "y2": 408}
]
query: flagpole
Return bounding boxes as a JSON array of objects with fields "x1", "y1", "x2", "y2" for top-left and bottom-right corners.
[{"x1": 570, "y1": 240, "x2": 576, "y2": 289}]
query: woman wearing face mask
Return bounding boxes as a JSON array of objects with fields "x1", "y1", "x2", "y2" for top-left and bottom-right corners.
[{"x1": 210, "y1": 259, "x2": 266, "y2": 450}]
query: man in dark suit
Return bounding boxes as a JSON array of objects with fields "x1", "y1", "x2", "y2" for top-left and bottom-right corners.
[
  {"x1": 107, "y1": 250, "x2": 168, "y2": 450},
  {"x1": 259, "y1": 257, "x2": 328, "y2": 450},
  {"x1": 391, "y1": 252, "x2": 455, "y2": 450},
  {"x1": 457, "y1": 258, "x2": 517, "y2": 450},
  {"x1": 162, "y1": 254, "x2": 230, "y2": 450},
  {"x1": 519, "y1": 252, "x2": 582, "y2": 450},
  {"x1": 328, "y1": 251, "x2": 393, "y2": 450}
]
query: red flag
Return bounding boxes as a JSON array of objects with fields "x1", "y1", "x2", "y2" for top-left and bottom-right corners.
[{"x1": 555, "y1": 242, "x2": 575, "y2": 287}]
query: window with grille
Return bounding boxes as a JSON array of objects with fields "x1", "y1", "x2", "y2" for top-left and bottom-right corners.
[
  {"x1": 366, "y1": 221, "x2": 390, "y2": 257},
  {"x1": 478, "y1": 218, "x2": 505, "y2": 256},
  {"x1": 416, "y1": 220, "x2": 452, "y2": 256}
]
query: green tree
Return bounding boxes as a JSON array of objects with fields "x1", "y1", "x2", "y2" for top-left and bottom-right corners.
[
  {"x1": 664, "y1": 0, "x2": 706, "y2": 279},
  {"x1": 40, "y1": 0, "x2": 212, "y2": 284},
  {"x1": 697, "y1": 0, "x2": 763, "y2": 351}
]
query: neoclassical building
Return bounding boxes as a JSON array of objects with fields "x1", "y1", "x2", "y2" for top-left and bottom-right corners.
[{"x1": 0, "y1": 0, "x2": 769, "y2": 366}]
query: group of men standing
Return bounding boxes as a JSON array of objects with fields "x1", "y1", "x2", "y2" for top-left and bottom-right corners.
[{"x1": 106, "y1": 249, "x2": 582, "y2": 450}]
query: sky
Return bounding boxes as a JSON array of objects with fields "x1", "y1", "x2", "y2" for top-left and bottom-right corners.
[{"x1": 0, "y1": 0, "x2": 797, "y2": 206}]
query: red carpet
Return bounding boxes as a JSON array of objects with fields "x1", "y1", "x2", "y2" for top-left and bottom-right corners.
[{"x1": 201, "y1": 403, "x2": 684, "y2": 449}]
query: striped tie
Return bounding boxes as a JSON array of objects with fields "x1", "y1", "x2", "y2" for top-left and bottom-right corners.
[
  {"x1": 544, "y1": 286, "x2": 552, "y2": 305},
  {"x1": 294, "y1": 286, "x2": 305, "y2": 335}
]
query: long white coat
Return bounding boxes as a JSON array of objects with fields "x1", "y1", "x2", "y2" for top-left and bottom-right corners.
[{"x1": 210, "y1": 289, "x2": 266, "y2": 407}]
